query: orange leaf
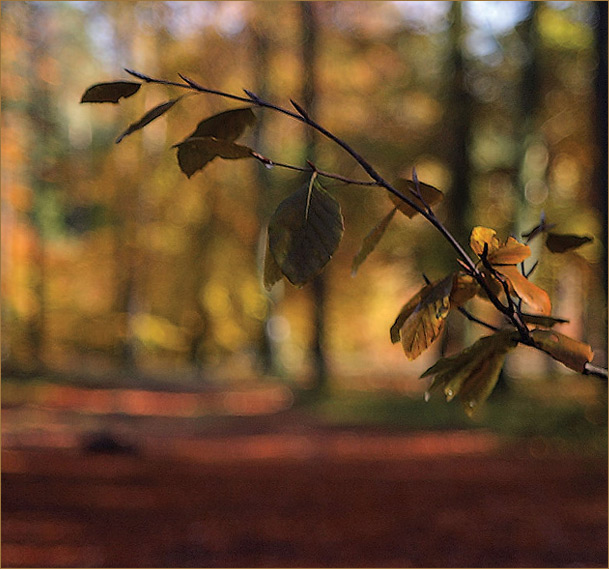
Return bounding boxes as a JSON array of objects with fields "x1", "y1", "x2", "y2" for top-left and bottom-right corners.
[
  {"x1": 495, "y1": 265, "x2": 552, "y2": 315},
  {"x1": 488, "y1": 236, "x2": 531, "y2": 265},
  {"x1": 530, "y1": 330, "x2": 594, "y2": 373},
  {"x1": 450, "y1": 273, "x2": 480, "y2": 307}
]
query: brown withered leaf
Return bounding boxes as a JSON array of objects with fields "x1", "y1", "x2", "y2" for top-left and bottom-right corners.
[
  {"x1": 80, "y1": 81, "x2": 141, "y2": 104},
  {"x1": 268, "y1": 177, "x2": 344, "y2": 287},
  {"x1": 174, "y1": 107, "x2": 257, "y2": 177},
  {"x1": 546, "y1": 232, "x2": 593, "y2": 253},
  {"x1": 422, "y1": 330, "x2": 519, "y2": 416},
  {"x1": 116, "y1": 97, "x2": 182, "y2": 143},
  {"x1": 351, "y1": 207, "x2": 397, "y2": 276},
  {"x1": 189, "y1": 107, "x2": 256, "y2": 141},
  {"x1": 175, "y1": 137, "x2": 253, "y2": 178},
  {"x1": 530, "y1": 329, "x2": 594, "y2": 373},
  {"x1": 388, "y1": 178, "x2": 443, "y2": 218},
  {"x1": 391, "y1": 275, "x2": 453, "y2": 360}
]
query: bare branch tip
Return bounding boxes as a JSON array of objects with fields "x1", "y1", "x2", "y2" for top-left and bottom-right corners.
[{"x1": 290, "y1": 99, "x2": 309, "y2": 119}]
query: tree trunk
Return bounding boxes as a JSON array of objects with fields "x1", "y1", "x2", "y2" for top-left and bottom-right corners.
[
  {"x1": 445, "y1": 1, "x2": 474, "y2": 246},
  {"x1": 300, "y1": 2, "x2": 329, "y2": 396},
  {"x1": 251, "y1": 4, "x2": 280, "y2": 376}
]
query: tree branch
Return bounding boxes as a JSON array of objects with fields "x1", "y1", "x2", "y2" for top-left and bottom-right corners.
[{"x1": 119, "y1": 69, "x2": 608, "y2": 379}]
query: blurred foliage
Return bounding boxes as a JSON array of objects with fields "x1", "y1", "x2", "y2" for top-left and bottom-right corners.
[{"x1": 1, "y1": 2, "x2": 606, "y2": 402}]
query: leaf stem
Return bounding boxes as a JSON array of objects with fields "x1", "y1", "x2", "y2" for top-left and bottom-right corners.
[{"x1": 249, "y1": 153, "x2": 378, "y2": 186}]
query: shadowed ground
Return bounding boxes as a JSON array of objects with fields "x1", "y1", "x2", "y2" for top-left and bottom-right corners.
[{"x1": 2, "y1": 383, "x2": 607, "y2": 568}]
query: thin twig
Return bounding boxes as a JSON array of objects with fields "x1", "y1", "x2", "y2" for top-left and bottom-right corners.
[
  {"x1": 457, "y1": 307, "x2": 499, "y2": 332},
  {"x1": 249, "y1": 152, "x2": 379, "y2": 186}
]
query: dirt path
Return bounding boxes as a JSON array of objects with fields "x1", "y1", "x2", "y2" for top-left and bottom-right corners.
[{"x1": 2, "y1": 418, "x2": 607, "y2": 568}]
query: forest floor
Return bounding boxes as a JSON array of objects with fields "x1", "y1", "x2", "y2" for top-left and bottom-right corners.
[{"x1": 1, "y1": 379, "x2": 607, "y2": 568}]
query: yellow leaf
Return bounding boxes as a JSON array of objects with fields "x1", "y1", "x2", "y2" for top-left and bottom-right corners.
[
  {"x1": 388, "y1": 178, "x2": 443, "y2": 218},
  {"x1": 422, "y1": 330, "x2": 518, "y2": 416},
  {"x1": 530, "y1": 330, "x2": 594, "y2": 373},
  {"x1": 390, "y1": 287, "x2": 427, "y2": 344},
  {"x1": 470, "y1": 226, "x2": 501, "y2": 256},
  {"x1": 470, "y1": 227, "x2": 531, "y2": 264},
  {"x1": 392, "y1": 275, "x2": 453, "y2": 360}
]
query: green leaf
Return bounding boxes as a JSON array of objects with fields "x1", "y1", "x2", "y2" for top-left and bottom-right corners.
[
  {"x1": 116, "y1": 97, "x2": 182, "y2": 143},
  {"x1": 268, "y1": 177, "x2": 344, "y2": 287},
  {"x1": 351, "y1": 207, "x2": 397, "y2": 277},
  {"x1": 391, "y1": 274, "x2": 453, "y2": 360},
  {"x1": 388, "y1": 178, "x2": 443, "y2": 218},
  {"x1": 546, "y1": 232, "x2": 593, "y2": 253},
  {"x1": 174, "y1": 137, "x2": 253, "y2": 178},
  {"x1": 189, "y1": 107, "x2": 256, "y2": 141},
  {"x1": 422, "y1": 330, "x2": 518, "y2": 416},
  {"x1": 80, "y1": 81, "x2": 141, "y2": 104},
  {"x1": 530, "y1": 329, "x2": 594, "y2": 373},
  {"x1": 263, "y1": 237, "x2": 283, "y2": 291}
]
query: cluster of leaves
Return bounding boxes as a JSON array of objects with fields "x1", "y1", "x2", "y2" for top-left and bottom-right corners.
[
  {"x1": 389, "y1": 224, "x2": 594, "y2": 415},
  {"x1": 81, "y1": 73, "x2": 601, "y2": 416}
]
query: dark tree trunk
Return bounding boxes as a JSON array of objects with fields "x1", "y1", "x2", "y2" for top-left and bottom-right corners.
[
  {"x1": 300, "y1": 2, "x2": 329, "y2": 396},
  {"x1": 445, "y1": 1, "x2": 474, "y2": 246},
  {"x1": 251, "y1": 5, "x2": 280, "y2": 376},
  {"x1": 440, "y1": 2, "x2": 474, "y2": 359}
]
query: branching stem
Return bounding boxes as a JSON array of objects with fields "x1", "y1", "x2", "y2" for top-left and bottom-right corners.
[{"x1": 123, "y1": 68, "x2": 606, "y2": 374}]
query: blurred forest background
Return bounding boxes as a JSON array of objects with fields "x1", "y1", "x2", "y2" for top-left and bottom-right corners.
[
  {"x1": 2, "y1": 3, "x2": 608, "y2": 567},
  {"x1": 1, "y1": 0, "x2": 607, "y2": 397}
]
